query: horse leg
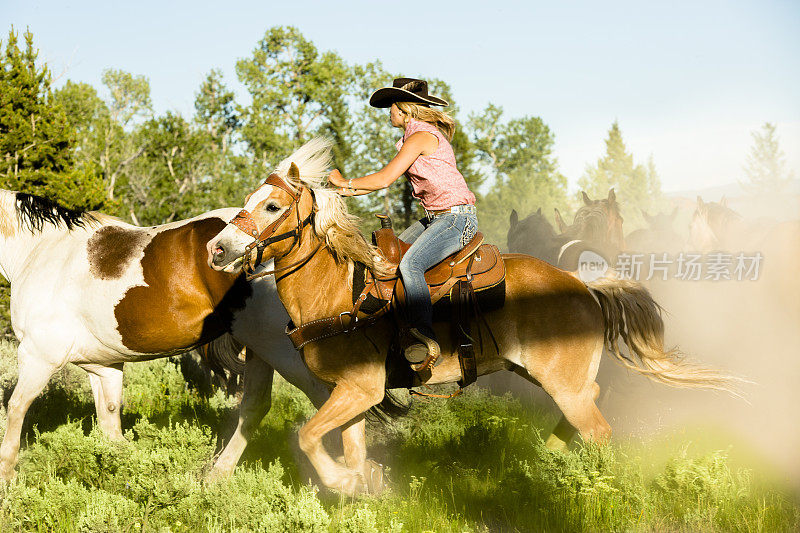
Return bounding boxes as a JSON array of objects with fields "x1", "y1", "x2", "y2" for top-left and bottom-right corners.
[
  {"x1": 548, "y1": 380, "x2": 611, "y2": 445},
  {"x1": 512, "y1": 366, "x2": 577, "y2": 451},
  {"x1": 545, "y1": 383, "x2": 604, "y2": 452},
  {"x1": 340, "y1": 414, "x2": 388, "y2": 494},
  {"x1": 518, "y1": 338, "x2": 610, "y2": 447},
  {"x1": 0, "y1": 345, "x2": 57, "y2": 481},
  {"x1": 83, "y1": 363, "x2": 124, "y2": 440},
  {"x1": 208, "y1": 349, "x2": 274, "y2": 480},
  {"x1": 298, "y1": 383, "x2": 383, "y2": 496}
]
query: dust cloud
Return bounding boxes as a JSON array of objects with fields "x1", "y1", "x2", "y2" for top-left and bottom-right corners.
[{"x1": 480, "y1": 192, "x2": 800, "y2": 491}]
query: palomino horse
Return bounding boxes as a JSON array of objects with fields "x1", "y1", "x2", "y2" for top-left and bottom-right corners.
[
  {"x1": 690, "y1": 196, "x2": 776, "y2": 251},
  {"x1": 0, "y1": 190, "x2": 330, "y2": 481},
  {"x1": 208, "y1": 139, "x2": 736, "y2": 496}
]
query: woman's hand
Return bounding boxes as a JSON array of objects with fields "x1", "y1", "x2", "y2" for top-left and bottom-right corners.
[{"x1": 328, "y1": 169, "x2": 347, "y2": 188}]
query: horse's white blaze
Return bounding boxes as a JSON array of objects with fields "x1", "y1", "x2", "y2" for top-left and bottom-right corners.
[
  {"x1": 243, "y1": 184, "x2": 275, "y2": 213},
  {"x1": 211, "y1": 184, "x2": 294, "y2": 272}
]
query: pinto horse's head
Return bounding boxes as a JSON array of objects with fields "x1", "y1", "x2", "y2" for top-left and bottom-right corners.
[{"x1": 207, "y1": 162, "x2": 314, "y2": 273}]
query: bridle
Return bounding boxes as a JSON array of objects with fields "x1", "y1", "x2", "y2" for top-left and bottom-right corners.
[{"x1": 228, "y1": 173, "x2": 320, "y2": 281}]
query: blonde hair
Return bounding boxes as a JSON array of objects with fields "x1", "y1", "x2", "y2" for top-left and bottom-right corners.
[{"x1": 395, "y1": 101, "x2": 456, "y2": 141}]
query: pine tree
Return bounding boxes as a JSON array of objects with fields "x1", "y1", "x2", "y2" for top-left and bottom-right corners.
[
  {"x1": 741, "y1": 122, "x2": 793, "y2": 195},
  {"x1": 0, "y1": 28, "x2": 105, "y2": 210},
  {"x1": 579, "y1": 121, "x2": 663, "y2": 229}
]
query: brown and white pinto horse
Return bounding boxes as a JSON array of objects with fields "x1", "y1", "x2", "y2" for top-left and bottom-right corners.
[
  {"x1": 208, "y1": 139, "x2": 738, "y2": 496},
  {"x1": 0, "y1": 190, "x2": 330, "y2": 481}
]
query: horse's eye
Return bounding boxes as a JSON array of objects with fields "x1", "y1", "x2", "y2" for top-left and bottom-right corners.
[{"x1": 265, "y1": 203, "x2": 281, "y2": 213}]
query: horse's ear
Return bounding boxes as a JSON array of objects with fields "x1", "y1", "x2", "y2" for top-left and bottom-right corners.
[
  {"x1": 696, "y1": 196, "x2": 705, "y2": 208},
  {"x1": 640, "y1": 208, "x2": 651, "y2": 223},
  {"x1": 554, "y1": 208, "x2": 567, "y2": 233},
  {"x1": 607, "y1": 188, "x2": 616, "y2": 203},
  {"x1": 509, "y1": 209, "x2": 518, "y2": 227},
  {"x1": 289, "y1": 162, "x2": 300, "y2": 179},
  {"x1": 720, "y1": 195, "x2": 728, "y2": 208},
  {"x1": 581, "y1": 191, "x2": 592, "y2": 205}
]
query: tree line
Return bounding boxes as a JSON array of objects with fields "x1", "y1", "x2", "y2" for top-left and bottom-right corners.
[
  {"x1": 3, "y1": 25, "x2": 791, "y2": 248},
  {"x1": 1, "y1": 26, "x2": 676, "y2": 242}
]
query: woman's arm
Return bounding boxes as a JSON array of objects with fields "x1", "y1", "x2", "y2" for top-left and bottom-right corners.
[
  {"x1": 329, "y1": 131, "x2": 438, "y2": 192},
  {"x1": 336, "y1": 187, "x2": 373, "y2": 197}
]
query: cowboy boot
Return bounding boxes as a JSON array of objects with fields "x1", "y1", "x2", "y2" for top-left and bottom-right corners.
[{"x1": 404, "y1": 328, "x2": 441, "y2": 373}]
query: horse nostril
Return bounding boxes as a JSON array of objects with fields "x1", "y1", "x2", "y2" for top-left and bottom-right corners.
[{"x1": 212, "y1": 244, "x2": 226, "y2": 264}]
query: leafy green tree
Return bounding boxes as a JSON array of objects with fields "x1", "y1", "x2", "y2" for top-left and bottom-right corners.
[
  {"x1": 345, "y1": 61, "x2": 398, "y2": 223},
  {"x1": 0, "y1": 28, "x2": 105, "y2": 211},
  {"x1": 194, "y1": 69, "x2": 239, "y2": 156},
  {"x1": 120, "y1": 112, "x2": 210, "y2": 224},
  {"x1": 469, "y1": 105, "x2": 567, "y2": 245},
  {"x1": 192, "y1": 70, "x2": 256, "y2": 210},
  {"x1": 741, "y1": 122, "x2": 794, "y2": 196},
  {"x1": 579, "y1": 121, "x2": 663, "y2": 229},
  {"x1": 53, "y1": 69, "x2": 152, "y2": 209},
  {"x1": 97, "y1": 69, "x2": 152, "y2": 201},
  {"x1": 236, "y1": 26, "x2": 352, "y2": 170}
]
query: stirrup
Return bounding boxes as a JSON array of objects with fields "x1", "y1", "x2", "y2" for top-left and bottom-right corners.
[{"x1": 406, "y1": 328, "x2": 441, "y2": 373}]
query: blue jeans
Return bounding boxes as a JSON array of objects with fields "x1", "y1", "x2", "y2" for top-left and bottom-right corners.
[{"x1": 398, "y1": 211, "x2": 479, "y2": 341}]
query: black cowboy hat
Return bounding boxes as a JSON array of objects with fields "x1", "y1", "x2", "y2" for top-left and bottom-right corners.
[{"x1": 369, "y1": 78, "x2": 449, "y2": 108}]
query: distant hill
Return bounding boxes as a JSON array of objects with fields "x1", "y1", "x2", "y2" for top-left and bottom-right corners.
[
  {"x1": 665, "y1": 179, "x2": 800, "y2": 200},
  {"x1": 664, "y1": 180, "x2": 800, "y2": 221}
]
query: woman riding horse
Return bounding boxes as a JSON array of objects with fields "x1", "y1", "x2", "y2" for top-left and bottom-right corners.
[
  {"x1": 327, "y1": 78, "x2": 478, "y2": 371},
  {"x1": 207, "y1": 138, "x2": 737, "y2": 496}
]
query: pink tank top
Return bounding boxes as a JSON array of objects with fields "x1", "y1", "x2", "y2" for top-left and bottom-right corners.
[{"x1": 395, "y1": 118, "x2": 476, "y2": 211}]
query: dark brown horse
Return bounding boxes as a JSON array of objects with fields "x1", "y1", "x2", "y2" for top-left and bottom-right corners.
[
  {"x1": 207, "y1": 139, "x2": 736, "y2": 496},
  {"x1": 507, "y1": 189, "x2": 624, "y2": 271},
  {"x1": 556, "y1": 189, "x2": 626, "y2": 258}
]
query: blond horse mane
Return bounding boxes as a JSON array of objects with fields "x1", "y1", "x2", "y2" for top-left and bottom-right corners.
[{"x1": 273, "y1": 138, "x2": 390, "y2": 276}]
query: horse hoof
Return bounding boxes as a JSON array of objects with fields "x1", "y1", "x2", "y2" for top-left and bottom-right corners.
[
  {"x1": 0, "y1": 468, "x2": 17, "y2": 484},
  {"x1": 205, "y1": 467, "x2": 232, "y2": 483},
  {"x1": 363, "y1": 459, "x2": 389, "y2": 495},
  {"x1": 331, "y1": 469, "x2": 368, "y2": 497}
]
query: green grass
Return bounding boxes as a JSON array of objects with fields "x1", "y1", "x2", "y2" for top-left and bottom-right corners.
[{"x1": 0, "y1": 340, "x2": 798, "y2": 532}]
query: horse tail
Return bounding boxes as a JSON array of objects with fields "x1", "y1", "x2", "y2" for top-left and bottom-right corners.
[
  {"x1": 199, "y1": 333, "x2": 246, "y2": 376},
  {"x1": 367, "y1": 390, "x2": 410, "y2": 423},
  {"x1": 586, "y1": 275, "x2": 742, "y2": 394}
]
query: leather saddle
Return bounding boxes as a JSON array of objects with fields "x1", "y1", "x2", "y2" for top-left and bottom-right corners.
[
  {"x1": 357, "y1": 223, "x2": 506, "y2": 313},
  {"x1": 286, "y1": 215, "x2": 505, "y2": 390}
]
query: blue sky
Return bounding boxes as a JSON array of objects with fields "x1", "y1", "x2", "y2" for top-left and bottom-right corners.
[{"x1": 4, "y1": 0, "x2": 799, "y2": 193}]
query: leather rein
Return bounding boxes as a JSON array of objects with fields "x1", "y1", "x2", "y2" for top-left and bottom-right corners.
[{"x1": 228, "y1": 173, "x2": 320, "y2": 281}]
